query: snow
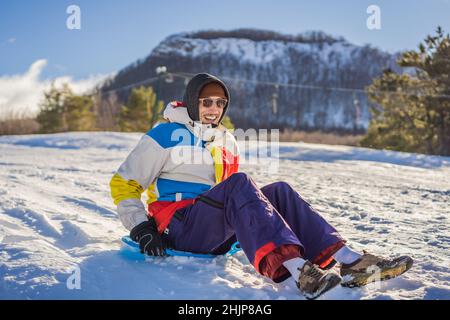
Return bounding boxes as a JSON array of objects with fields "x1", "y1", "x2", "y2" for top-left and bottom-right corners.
[
  {"x1": 1, "y1": 132, "x2": 449, "y2": 300},
  {"x1": 156, "y1": 35, "x2": 356, "y2": 66}
]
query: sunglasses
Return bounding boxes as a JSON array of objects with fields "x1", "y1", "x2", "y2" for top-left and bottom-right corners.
[{"x1": 199, "y1": 98, "x2": 228, "y2": 109}]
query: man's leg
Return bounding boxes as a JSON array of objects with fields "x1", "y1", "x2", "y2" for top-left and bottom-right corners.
[
  {"x1": 164, "y1": 173, "x2": 302, "y2": 277},
  {"x1": 163, "y1": 173, "x2": 343, "y2": 299},
  {"x1": 260, "y1": 181, "x2": 345, "y2": 267},
  {"x1": 259, "y1": 181, "x2": 413, "y2": 288}
]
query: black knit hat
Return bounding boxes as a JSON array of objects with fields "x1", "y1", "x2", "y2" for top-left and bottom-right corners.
[{"x1": 182, "y1": 73, "x2": 230, "y2": 123}]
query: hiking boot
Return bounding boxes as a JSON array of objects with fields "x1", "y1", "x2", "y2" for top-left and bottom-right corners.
[
  {"x1": 340, "y1": 251, "x2": 413, "y2": 288},
  {"x1": 296, "y1": 261, "x2": 342, "y2": 299}
]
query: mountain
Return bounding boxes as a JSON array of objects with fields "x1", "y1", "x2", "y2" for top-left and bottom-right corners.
[{"x1": 101, "y1": 29, "x2": 401, "y2": 132}]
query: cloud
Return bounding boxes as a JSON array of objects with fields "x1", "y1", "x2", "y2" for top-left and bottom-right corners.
[
  {"x1": 0, "y1": 59, "x2": 114, "y2": 119},
  {"x1": 7, "y1": 38, "x2": 16, "y2": 44}
]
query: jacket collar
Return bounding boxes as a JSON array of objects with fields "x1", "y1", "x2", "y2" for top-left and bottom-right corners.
[{"x1": 163, "y1": 102, "x2": 225, "y2": 142}]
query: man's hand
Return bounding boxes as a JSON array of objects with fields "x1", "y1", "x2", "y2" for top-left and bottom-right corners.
[{"x1": 130, "y1": 219, "x2": 167, "y2": 256}]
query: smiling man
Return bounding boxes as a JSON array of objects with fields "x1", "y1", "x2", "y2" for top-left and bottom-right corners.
[
  {"x1": 197, "y1": 83, "x2": 228, "y2": 125},
  {"x1": 110, "y1": 73, "x2": 413, "y2": 299}
]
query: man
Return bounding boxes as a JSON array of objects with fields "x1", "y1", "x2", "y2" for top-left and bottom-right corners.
[{"x1": 110, "y1": 73, "x2": 413, "y2": 299}]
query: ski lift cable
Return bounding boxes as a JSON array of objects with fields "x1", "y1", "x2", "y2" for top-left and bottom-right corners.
[
  {"x1": 168, "y1": 71, "x2": 450, "y2": 99},
  {"x1": 101, "y1": 76, "x2": 160, "y2": 94},
  {"x1": 93, "y1": 70, "x2": 450, "y2": 100}
]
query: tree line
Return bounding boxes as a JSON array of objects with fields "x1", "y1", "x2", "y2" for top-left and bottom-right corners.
[{"x1": 35, "y1": 84, "x2": 234, "y2": 133}]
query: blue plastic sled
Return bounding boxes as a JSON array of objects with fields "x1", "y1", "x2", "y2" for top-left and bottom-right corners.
[{"x1": 121, "y1": 236, "x2": 242, "y2": 259}]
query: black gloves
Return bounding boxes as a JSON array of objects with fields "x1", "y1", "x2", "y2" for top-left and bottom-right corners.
[{"x1": 130, "y1": 219, "x2": 167, "y2": 256}]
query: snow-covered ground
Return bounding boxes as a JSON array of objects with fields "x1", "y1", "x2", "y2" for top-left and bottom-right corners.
[{"x1": 0, "y1": 132, "x2": 449, "y2": 300}]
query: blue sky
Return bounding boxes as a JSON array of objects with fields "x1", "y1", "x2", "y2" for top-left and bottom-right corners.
[{"x1": 1, "y1": 0, "x2": 450, "y2": 79}]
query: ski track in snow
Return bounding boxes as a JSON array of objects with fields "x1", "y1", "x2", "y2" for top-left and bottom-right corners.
[{"x1": 0, "y1": 132, "x2": 449, "y2": 300}]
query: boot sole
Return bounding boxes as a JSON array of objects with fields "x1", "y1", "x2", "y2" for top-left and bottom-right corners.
[
  {"x1": 341, "y1": 257, "x2": 413, "y2": 288},
  {"x1": 304, "y1": 274, "x2": 342, "y2": 300}
]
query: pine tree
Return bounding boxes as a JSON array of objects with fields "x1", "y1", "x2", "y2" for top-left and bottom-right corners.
[
  {"x1": 361, "y1": 27, "x2": 450, "y2": 156},
  {"x1": 119, "y1": 86, "x2": 164, "y2": 132},
  {"x1": 37, "y1": 83, "x2": 97, "y2": 133},
  {"x1": 65, "y1": 95, "x2": 96, "y2": 131},
  {"x1": 400, "y1": 26, "x2": 450, "y2": 155},
  {"x1": 37, "y1": 83, "x2": 73, "y2": 133}
]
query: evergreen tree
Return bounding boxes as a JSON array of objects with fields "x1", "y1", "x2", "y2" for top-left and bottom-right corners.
[
  {"x1": 361, "y1": 27, "x2": 450, "y2": 156},
  {"x1": 37, "y1": 83, "x2": 97, "y2": 133},
  {"x1": 37, "y1": 83, "x2": 73, "y2": 133},
  {"x1": 119, "y1": 86, "x2": 164, "y2": 132},
  {"x1": 65, "y1": 95, "x2": 96, "y2": 131}
]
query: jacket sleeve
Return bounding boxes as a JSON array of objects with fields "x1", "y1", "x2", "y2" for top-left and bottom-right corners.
[{"x1": 110, "y1": 133, "x2": 169, "y2": 231}]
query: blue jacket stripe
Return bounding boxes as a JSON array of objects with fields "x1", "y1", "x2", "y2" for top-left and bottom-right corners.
[
  {"x1": 147, "y1": 123, "x2": 204, "y2": 148},
  {"x1": 156, "y1": 178, "x2": 212, "y2": 201}
]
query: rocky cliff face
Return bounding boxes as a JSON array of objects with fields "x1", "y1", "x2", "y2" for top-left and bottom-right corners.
[{"x1": 102, "y1": 29, "x2": 400, "y2": 132}]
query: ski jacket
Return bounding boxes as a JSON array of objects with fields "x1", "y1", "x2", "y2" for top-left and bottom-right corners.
[{"x1": 110, "y1": 101, "x2": 239, "y2": 232}]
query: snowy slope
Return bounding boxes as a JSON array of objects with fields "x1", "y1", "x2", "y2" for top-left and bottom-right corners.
[{"x1": 0, "y1": 132, "x2": 449, "y2": 300}]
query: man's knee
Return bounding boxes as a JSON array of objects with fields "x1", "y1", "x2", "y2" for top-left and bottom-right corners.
[
  {"x1": 225, "y1": 172, "x2": 251, "y2": 185},
  {"x1": 263, "y1": 181, "x2": 292, "y2": 192}
]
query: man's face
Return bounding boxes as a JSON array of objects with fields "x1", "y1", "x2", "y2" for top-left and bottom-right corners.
[{"x1": 198, "y1": 96, "x2": 227, "y2": 125}]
